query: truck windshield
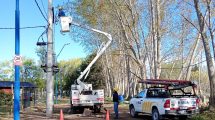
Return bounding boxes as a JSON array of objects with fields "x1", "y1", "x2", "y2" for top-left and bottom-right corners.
[
  {"x1": 137, "y1": 90, "x2": 145, "y2": 98},
  {"x1": 81, "y1": 90, "x2": 93, "y2": 95}
]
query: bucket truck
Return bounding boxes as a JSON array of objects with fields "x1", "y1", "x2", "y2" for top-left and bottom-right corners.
[{"x1": 59, "y1": 11, "x2": 112, "y2": 113}]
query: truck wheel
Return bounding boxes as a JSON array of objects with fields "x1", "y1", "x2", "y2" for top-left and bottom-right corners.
[
  {"x1": 152, "y1": 108, "x2": 160, "y2": 120},
  {"x1": 129, "y1": 105, "x2": 138, "y2": 118},
  {"x1": 71, "y1": 107, "x2": 76, "y2": 114},
  {"x1": 94, "y1": 105, "x2": 101, "y2": 113},
  {"x1": 71, "y1": 104, "x2": 77, "y2": 114}
]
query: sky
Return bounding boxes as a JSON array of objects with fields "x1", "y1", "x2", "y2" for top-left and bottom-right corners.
[{"x1": 0, "y1": 0, "x2": 86, "y2": 63}]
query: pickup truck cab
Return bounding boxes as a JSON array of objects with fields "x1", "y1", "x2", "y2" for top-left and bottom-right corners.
[{"x1": 129, "y1": 79, "x2": 199, "y2": 120}]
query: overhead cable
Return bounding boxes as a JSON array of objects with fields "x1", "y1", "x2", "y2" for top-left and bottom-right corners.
[
  {"x1": 0, "y1": 25, "x2": 46, "y2": 30},
  {"x1": 34, "y1": 0, "x2": 48, "y2": 23}
]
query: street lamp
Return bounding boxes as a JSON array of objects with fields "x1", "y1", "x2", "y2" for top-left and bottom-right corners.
[
  {"x1": 57, "y1": 43, "x2": 70, "y2": 58},
  {"x1": 55, "y1": 43, "x2": 70, "y2": 104}
]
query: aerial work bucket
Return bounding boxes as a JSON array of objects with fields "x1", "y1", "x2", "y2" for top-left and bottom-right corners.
[{"x1": 60, "y1": 17, "x2": 72, "y2": 32}]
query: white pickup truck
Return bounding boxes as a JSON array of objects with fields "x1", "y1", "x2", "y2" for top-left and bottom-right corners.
[{"x1": 129, "y1": 79, "x2": 200, "y2": 120}]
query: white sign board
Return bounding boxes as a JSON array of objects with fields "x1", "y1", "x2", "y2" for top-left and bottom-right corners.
[{"x1": 13, "y1": 55, "x2": 22, "y2": 66}]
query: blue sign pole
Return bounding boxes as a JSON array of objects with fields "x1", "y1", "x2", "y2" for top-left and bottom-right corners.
[{"x1": 14, "y1": 0, "x2": 20, "y2": 119}]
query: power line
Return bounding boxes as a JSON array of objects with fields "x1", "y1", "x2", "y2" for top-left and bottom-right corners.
[
  {"x1": 40, "y1": 0, "x2": 48, "y2": 17},
  {"x1": 34, "y1": 0, "x2": 48, "y2": 22},
  {"x1": 0, "y1": 25, "x2": 46, "y2": 30},
  {"x1": 37, "y1": 28, "x2": 48, "y2": 42}
]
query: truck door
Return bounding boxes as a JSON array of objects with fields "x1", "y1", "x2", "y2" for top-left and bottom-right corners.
[
  {"x1": 141, "y1": 89, "x2": 155, "y2": 113},
  {"x1": 135, "y1": 90, "x2": 146, "y2": 112}
]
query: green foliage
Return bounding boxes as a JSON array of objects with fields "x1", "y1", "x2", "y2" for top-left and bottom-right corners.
[
  {"x1": 0, "y1": 60, "x2": 13, "y2": 81},
  {"x1": 21, "y1": 58, "x2": 45, "y2": 90},
  {"x1": 34, "y1": 78, "x2": 45, "y2": 89},
  {"x1": 160, "y1": 60, "x2": 182, "y2": 79},
  {"x1": 191, "y1": 115, "x2": 205, "y2": 120},
  {"x1": 191, "y1": 110, "x2": 215, "y2": 120},
  {"x1": 35, "y1": 47, "x2": 46, "y2": 64},
  {"x1": 105, "y1": 97, "x2": 112, "y2": 102},
  {"x1": 79, "y1": 53, "x2": 105, "y2": 89},
  {"x1": 60, "y1": 53, "x2": 105, "y2": 94},
  {"x1": 0, "y1": 91, "x2": 12, "y2": 106},
  {"x1": 59, "y1": 58, "x2": 82, "y2": 93}
]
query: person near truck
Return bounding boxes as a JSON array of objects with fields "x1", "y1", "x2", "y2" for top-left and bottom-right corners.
[{"x1": 113, "y1": 88, "x2": 119, "y2": 119}]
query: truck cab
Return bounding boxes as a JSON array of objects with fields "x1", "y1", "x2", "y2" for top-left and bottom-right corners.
[{"x1": 129, "y1": 79, "x2": 200, "y2": 120}]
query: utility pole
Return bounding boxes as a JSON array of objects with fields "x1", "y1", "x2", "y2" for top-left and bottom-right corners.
[
  {"x1": 46, "y1": 0, "x2": 54, "y2": 117},
  {"x1": 14, "y1": 0, "x2": 20, "y2": 119}
]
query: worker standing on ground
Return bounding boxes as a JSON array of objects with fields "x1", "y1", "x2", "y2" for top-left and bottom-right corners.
[{"x1": 113, "y1": 88, "x2": 119, "y2": 119}]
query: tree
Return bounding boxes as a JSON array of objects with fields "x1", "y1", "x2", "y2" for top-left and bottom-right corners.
[
  {"x1": 79, "y1": 53, "x2": 105, "y2": 90},
  {"x1": 193, "y1": 0, "x2": 215, "y2": 109},
  {"x1": 0, "y1": 60, "x2": 13, "y2": 81},
  {"x1": 59, "y1": 53, "x2": 105, "y2": 94},
  {"x1": 21, "y1": 57, "x2": 45, "y2": 89},
  {"x1": 62, "y1": 0, "x2": 213, "y2": 100},
  {"x1": 58, "y1": 58, "x2": 82, "y2": 93}
]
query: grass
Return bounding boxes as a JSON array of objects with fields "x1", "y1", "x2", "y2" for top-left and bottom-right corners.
[{"x1": 191, "y1": 107, "x2": 215, "y2": 120}]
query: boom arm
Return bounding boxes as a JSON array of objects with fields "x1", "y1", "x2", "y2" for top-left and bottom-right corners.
[
  {"x1": 59, "y1": 15, "x2": 112, "y2": 92},
  {"x1": 73, "y1": 22, "x2": 112, "y2": 92}
]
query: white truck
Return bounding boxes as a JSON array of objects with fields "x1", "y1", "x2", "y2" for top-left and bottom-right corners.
[
  {"x1": 129, "y1": 79, "x2": 200, "y2": 120},
  {"x1": 58, "y1": 9, "x2": 112, "y2": 113}
]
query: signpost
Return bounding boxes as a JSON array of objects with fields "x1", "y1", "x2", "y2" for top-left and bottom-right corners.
[{"x1": 14, "y1": 0, "x2": 20, "y2": 119}]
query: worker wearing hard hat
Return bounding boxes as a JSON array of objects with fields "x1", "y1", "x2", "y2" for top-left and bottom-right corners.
[
  {"x1": 58, "y1": 6, "x2": 65, "y2": 17},
  {"x1": 113, "y1": 87, "x2": 119, "y2": 119}
]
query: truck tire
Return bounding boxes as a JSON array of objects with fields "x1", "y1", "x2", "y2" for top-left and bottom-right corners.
[
  {"x1": 129, "y1": 105, "x2": 138, "y2": 118},
  {"x1": 71, "y1": 105, "x2": 77, "y2": 114},
  {"x1": 71, "y1": 106, "x2": 76, "y2": 114},
  {"x1": 152, "y1": 108, "x2": 160, "y2": 120},
  {"x1": 93, "y1": 105, "x2": 101, "y2": 113}
]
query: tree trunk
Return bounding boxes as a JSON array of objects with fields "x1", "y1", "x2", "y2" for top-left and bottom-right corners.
[
  {"x1": 150, "y1": 0, "x2": 158, "y2": 79},
  {"x1": 194, "y1": 0, "x2": 215, "y2": 109},
  {"x1": 185, "y1": 34, "x2": 201, "y2": 80},
  {"x1": 155, "y1": 0, "x2": 161, "y2": 79}
]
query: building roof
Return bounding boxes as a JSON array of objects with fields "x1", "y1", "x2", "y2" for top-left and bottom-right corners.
[{"x1": 0, "y1": 81, "x2": 36, "y2": 88}]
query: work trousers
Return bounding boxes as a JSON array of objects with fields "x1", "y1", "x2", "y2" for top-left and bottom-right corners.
[{"x1": 114, "y1": 102, "x2": 119, "y2": 118}]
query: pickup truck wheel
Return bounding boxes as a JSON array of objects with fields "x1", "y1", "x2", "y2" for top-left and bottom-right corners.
[
  {"x1": 130, "y1": 105, "x2": 138, "y2": 117},
  {"x1": 93, "y1": 105, "x2": 101, "y2": 113},
  {"x1": 152, "y1": 108, "x2": 160, "y2": 120},
  {"x1": 71, "y1": 107, "x2": 76, "y2": 114}
]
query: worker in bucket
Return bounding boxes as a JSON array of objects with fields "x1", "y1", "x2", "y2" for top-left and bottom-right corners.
[{"x1": 113, "y1": 87, "x2": 119, "y2": 119}]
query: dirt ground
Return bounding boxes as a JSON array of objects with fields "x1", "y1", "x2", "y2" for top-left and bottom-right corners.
[{"x1": 0, "y1": 102, "x2": 152, "y2": 120}]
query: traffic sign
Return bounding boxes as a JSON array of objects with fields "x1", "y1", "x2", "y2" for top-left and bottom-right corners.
[{"x1": 13, "y1": 55, "x2": 22, "y2": 66}]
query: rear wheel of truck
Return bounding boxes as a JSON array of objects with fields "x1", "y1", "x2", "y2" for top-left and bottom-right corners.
[
  {"x1": 152, "y1": 108, "x2": 160, "y2": 120},
  {"x1": 93, "y1": 105, "x2": 101, "y2": 113},
  {"x1": 71, "y1": 106, "x2": 77, "y2": 114}
]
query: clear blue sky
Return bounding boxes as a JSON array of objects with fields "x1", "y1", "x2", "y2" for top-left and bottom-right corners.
[{"x1": 0, "y1": 0, "x2": 86, "y2": 63}]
